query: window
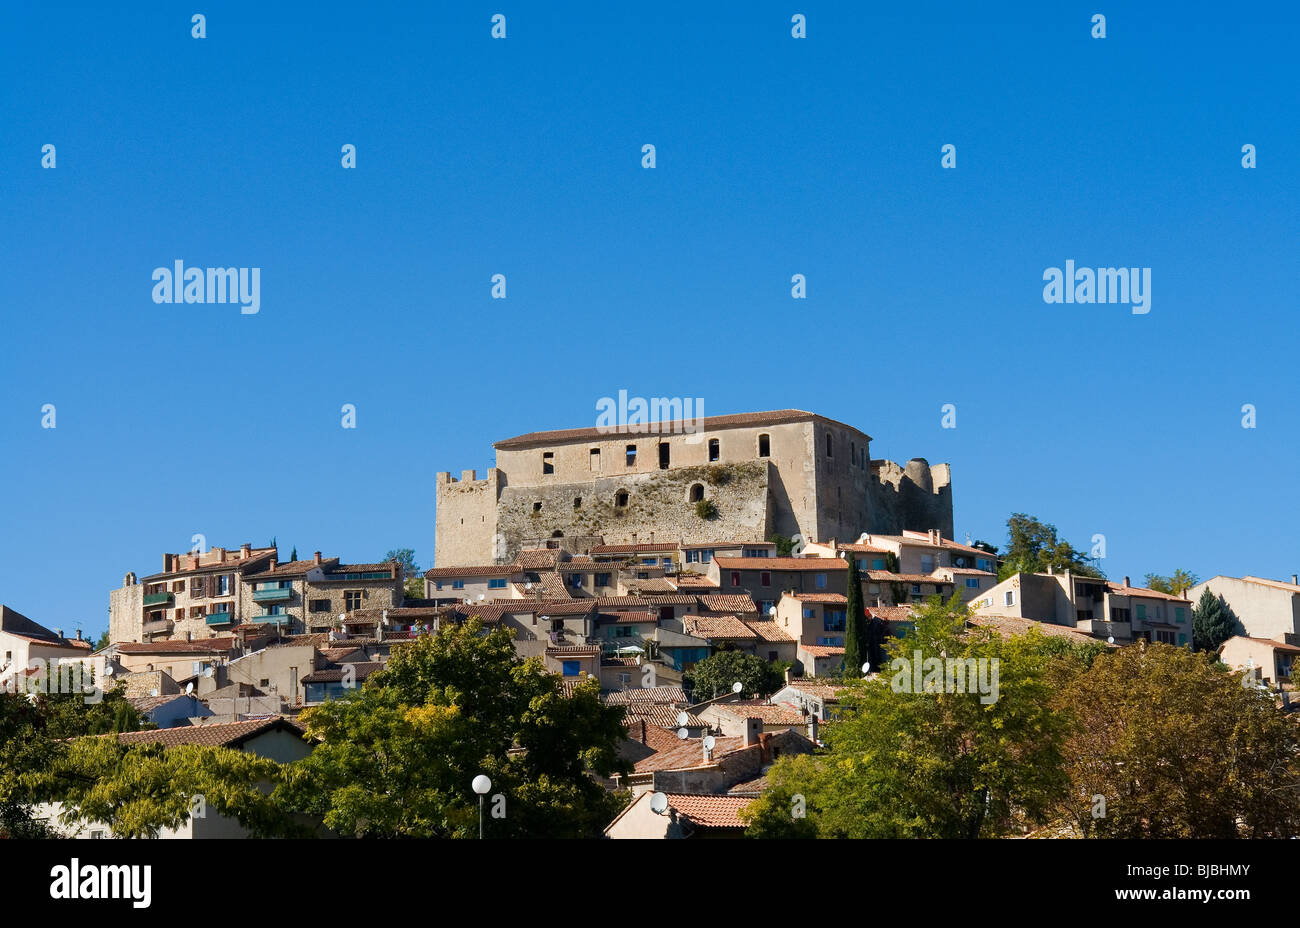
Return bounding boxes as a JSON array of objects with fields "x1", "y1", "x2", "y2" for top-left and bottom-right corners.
[
  {"x1": 590, "y1": 447, "x2": 601, "y2": 471},
  {"x1": 802, "y1": 607, "x2": 815, "y2": 619},
  {"x1": 259, "y1": 678, "x2": 270, "y2": 688},
  {"x1": 310, "y1": 599, "x2": 331, "y2": 612},
  {"x1": 345, "y1": 590, "x2": 363, "y2": 610},
  {"x1": 532, "y1": 502, "x2": 542, "y2": 512},
  {"x1": 626, "y1": 444, "x2": 637, "y2": 467},
  {"x1": 758, "y1": 434, "x2": 770, "y2": 457},
  {"x1": 619, "y1": 673, "x2": 631, "y2": 685},
  {"x1": 1177, "y1": 633, "x2": 1188, "y2": 646},
  {"x1": 825, "y1": 433, "x2": 833, "y2": 457},
  {"x1": 911, "y1": 584, "x2": 921, "y2": 595},
  {"x1": 816, "y1": 573, "x2": 827, "y2": 589},
  {"x1": 824, "y1": 609, "x2": 846, "y2": 632},
  {"x1": 488, "y1": 578, "x2": 507, "y2": 589},
  {"x1": 574, "y1": 497, "x2": 582, "y2": 508},
  {"x1": 1077, "y1": 609, "x2": 1094, "y2": 621},
  {"x1": 701, "y1": 549, "x2": 713, "y2": 563},
  {"x1": 851, "y1": 442, "x2": 856, "y2": 464},
  {"x1": 434, "y1": 581, "x2": 443, "y2": 591},
  {"x1": 921, "y1": 554, "x2": 935, "y2": 573},
  {"x1": 1175, "y1": 607, "x2": 1185, "y2": 623},
  {"x1": 542, "y1": 452, "x2": 554, "y2": 475},
  {"x1": 595, "y1": 573, "x2": 611, "y2": 587},
  {"x1": 761, "y1": 571, "x2": 771, "y2": 587},
  {"x1": 731, "y1": 572, "x2": 741, "y2": 587},
  {"x1": 452, "y1": 580, "x2": 465, "y2": 590},
  {"x1": 689, "y1": 483, "x2": 704, "y2": 503},
  {"x1": 658, "y1": 443, "x2": 670, "y2": 469},
  {"x1": 817, "y1": 637, "x2": 844, "y2": 647},
  {"x1": 569, "y1": 573, "x2": 584, "y2": 588},
  {"x1": 759, "y1": 600, "x2": 775, "y2": 614},
  {"x1": 89, "y1": 830, "x2": 106, "y2": 839},
  {"x1": 615, "y1": 491, "x2": 629, "y2": 507},
  {"x1": 1004, "y1": 590, "x2": 1016, "y2": 606},
  {"x1": 1112, "y1": 607, "x2": 1131, "y2": 622},
  {"x1": 872, "y1": 558, "x2": 885, "y2": 570},
  {"x1": 685, "y1": 550, "x2": 699, "y2": 563},
  {"x1": 1154, "y1": 630, "x2": 1175, "y2": 645},
  {"x1": 977, "y1": 558, "x2": 993, "y2": 572},
  {"x1": 1136, "y1": 604, "x2": 1147, "y2": 621},
  {"x1": 172, "y1": 580, "x2": 184, "y2": 593},
  {"x1": 743, "y1": 548, "x2": 769, "y2": 558},
  {"x1": 708, "y1": 438, "x2": 720, "y2": 462},
  {"x1": 561, "y1": 661, "x2": 580, "y2": 677},
  {"x1": 965, "y1": 578, "x2": 979, "y2": 589},
  {"x1": 217, "y1": 574, "x2": 231, "y2": 595}
]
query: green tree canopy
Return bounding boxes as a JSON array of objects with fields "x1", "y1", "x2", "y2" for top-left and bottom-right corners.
[
  {"x1": 384, "y1": 548, "x2": 421, "y2": 577},
  {"x1": 1054, "y1": 641, "x2": 1300, "y2": 837},
  {"x1": 1144, "y1": 569, "x2": 1199, "y2": 596},
  {"x1": 1191, "y1": 587, "x2": 1240, "y2": 652},
  {"x1": 683, "y1": 649, "x2": 784, "y2": 700},
  {"x1": 998, "y1": 513, "x2": 1103, "y2": 580},
  {"x1": 275, "y1": 619, "x2": 629, "y2": 837}
]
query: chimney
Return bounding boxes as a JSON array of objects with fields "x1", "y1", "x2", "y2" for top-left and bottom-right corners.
[
  {"x1": 640, "y1": 719, "x2": 648, "y2": 745},
  {"x1": 743, "y1": 717, "x2": 762, "y2": 747},
  {"x1": 808, "y1": 714, "x2": 820, "y2": 743},
  {"x1": 1292, "y1": 574, "x2": 1298, "y2": 586},
  {"x1": 313, "y1": 551, "x2": 322, "y2": 566},
  {"x1": 1123, "y1": 576, "x2": 1131, "y2": 588},
  {"x1": 55, "y1": 628, "x2": 63, "y2": 639},
  {"x1": 163, "y1": 553, "x2": 173, "y2": 573},
  {"x1": 1047, "y1": 564, "x2": 1053, "y2": 575},
  {"x1": 217, "y1": 548, "x2": 226, "y2": 563},
  {"x1": 783, "y1": 667, "x2": 791, "y2": 686},
  {"x1": 186, "y1": 631, "x2": 192, "y2": 641},
  {"x1": 240, "y1": 543, "x2": 251, "y2": 558},
  {"x1": 76, "y1": 629, "x2": 82, "y2": 641}
]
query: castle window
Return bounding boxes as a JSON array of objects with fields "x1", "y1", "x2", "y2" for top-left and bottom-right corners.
[
  {"x1": 551, "y1": 530, "x2": 564, "y2": 538},
  {"x1": 542, "y1": 452, "x2": 554, "y2": 475},
  {"x1": 626, "y1": 444, "x2": 636, "y2": 467},
  {"x1": 708, "y1": 438, "x2": 719, "y2": 462},
  {"x1": 689, "y1": 483, "x2": 704, "y2": 503},
  {"x1": 589, "y1": 448, "x2": 601, "y2": 471},
  {"x1": 758, "y1": 434, "x2": 770, "y2": 458},
  {"x1": 851, "y1": 442, "x2": 856, "y2": 465},
  {"x1": 615, "y1": 491, "x2": 629, "y2": 508},
  {"x1": 825, "y1": 433, "x2": 833, "y2": 457},
  {"x1": 573, "y1": 497, "x2": 582, "y2": 508},
  {"x1": 658, "y1": 443, "x2": 670, "y2": 469}
]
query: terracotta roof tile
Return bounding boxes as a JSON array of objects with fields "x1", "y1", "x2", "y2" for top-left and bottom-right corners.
[{"x1": 714, "y1": 557, "x2": 845, "y2": 571}]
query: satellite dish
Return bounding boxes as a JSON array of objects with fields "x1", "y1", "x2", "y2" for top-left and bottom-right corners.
[
  {"x1": 676, "y1": 727, "x2": 688, "y2": 739},
  {"x1": 766, "y1": 605, "x2": 776, "y2": 616},
  {"x1": 703, "y1": 735, "x2": 716, "y2": 751},
  {"x1": 649, "y1": 792, "x2": 669, "y2": 815},
  {"x1": 478, "y1": 594, "x2": 485, "y2": 601},
  {"x1": 103, "y1": 664, "x2": 114, "y2": 676},
  {"x1": 862, "y1": 662, "x2": 871, "y2": 674},
  {"x1": 204, "y1": 667, "x2": 214, "y2": 678},
  {"x1": 732, "y1": 681, "x2": 743, "y2": 693},
  {"x1": 185, "y1": 682, "x2": 194, "y2": 694},
  {"x1": 676, "y1": 711, "x2": 690, "y2": 727},
  {"x1": 1107, "y1": 636, "x2": 1115, "y2": 644},
  {"x1": 525, "y1": 582, "x2": 532, "y2": 591},
  {"x1": 465, "y1": 598, "x2": 472, "y2": 605}
]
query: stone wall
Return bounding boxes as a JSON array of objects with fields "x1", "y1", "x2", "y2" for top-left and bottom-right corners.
[{"x1": 494, "y1": 461, "x2": 772, "y2": 565}]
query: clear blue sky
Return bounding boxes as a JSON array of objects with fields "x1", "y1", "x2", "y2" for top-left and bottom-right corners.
[{"x1": 3, "y1": 2, "x2": 1298, "y2": 638}]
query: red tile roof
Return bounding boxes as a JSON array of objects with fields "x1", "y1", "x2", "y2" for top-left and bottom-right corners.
[
  {"x1": 714, "y1": 557, "x2": 845, "y2": 571},
  {"x1": 697, "y1": 594, "x2": 758, "y2": 612},
  {"x1": 113, "y1": 717, "x2": 306, "y2": 749},
  {"x1": 660, "y1": 793, "x2": 754, "y2": 828},
  {"x1": 495, "y1": 410, "x2": 869, "y2": 449}
]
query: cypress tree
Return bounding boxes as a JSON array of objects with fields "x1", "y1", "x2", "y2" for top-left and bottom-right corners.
[
  {"x1": 843, "y1": 552, "x2": 865, "y2": 677},
  {"x1": 1192, "y1": 588, "x2": 1239, "y2": 653}
]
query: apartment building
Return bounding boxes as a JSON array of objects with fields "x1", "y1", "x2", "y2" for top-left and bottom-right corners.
[
  {"x1": 969, "y1": 570, "x2": 1192, "y2": 645},
  {"x1": 805, "y1": 529, "x2": 997, "y2": 604},
  {"x1": 0, "y1": 605, "x2": 94, "y2": 689},
  {"x1": 1184, "y1": 575, "x2": 1300, "y2": 641}
]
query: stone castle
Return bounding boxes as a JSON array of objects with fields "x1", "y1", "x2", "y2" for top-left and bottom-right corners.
[{"x1": 434, "y1": 409, "x2": 952, "y2": 567}]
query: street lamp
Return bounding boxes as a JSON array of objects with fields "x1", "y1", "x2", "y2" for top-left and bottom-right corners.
[{"x1": 472, "y1": 774, "x2": 492, "y2": 839}]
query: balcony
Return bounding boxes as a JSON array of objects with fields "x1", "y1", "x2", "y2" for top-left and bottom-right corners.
[
  {"x1": 253, "y1": 587, "x2": 293, "y2": 603},
  {"x1": 143, "y1": 591, "x2": 174, "y2": 607},
  {"x1": 205, "y1": 612, "x2": 235, "y2": 626},
  {"x1": 251, "y1": 613, "x2": 293, "y2": 625}
]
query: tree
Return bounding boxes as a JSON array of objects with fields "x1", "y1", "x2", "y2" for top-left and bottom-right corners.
[
  {"x1": 999, "y1": 513, "x2": 1103, "y2": 580},
  {"x1": 275, "y1": 619, "x2": 629, "y2": 837},
  {"x1": 290, "y1": 546, "x2": 298, "y2": 562},
  {"x1": 93, "y1": 628, "x2": 111, "y2": 651},
  {"x1": 1145, "y1": 569, "x2": 1199, "y2": 596},
  {"x1": 842, "y1": 554, "x2": 865, "y2": 677},
  {"x1": 743, "y1": 595, "x2": 1074, "y2": 837},
  {"x1": 1192, "y1": 588, "x2": 1240, "y2": 653},
  {"x1": 385, "y1": 548, "x2": 420, "y2": 578},
  {"x1": 1054, "y1": 641, "x2": 1300, "y2": 837},
  {"x1": 683, "y1": 650, "x2": 783, "y2": 700}
]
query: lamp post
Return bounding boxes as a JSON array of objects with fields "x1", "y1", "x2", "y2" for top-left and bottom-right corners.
[{"x1": 472, "y1": 774, "x2": 492, "y2": 839}]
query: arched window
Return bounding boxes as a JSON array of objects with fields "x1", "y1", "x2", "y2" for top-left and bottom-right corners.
[
  {"x1": 758, "y1": 433, "x2": 770, "y2": 458},
  {"x1": 689, "y1": 483, "x2": 704, "y2": 503},
  {"x1": 615, "y1": 491, "x2": 629, "y2": 508},
  {"x1": 708, "y1": 438, "x2": 720, "y2": 462}
]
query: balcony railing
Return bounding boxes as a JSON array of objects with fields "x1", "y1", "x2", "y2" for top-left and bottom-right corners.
[
  {"x1": 253, "y1": 587, "x2": 293, "y2": 603},
  {"x1": 252, "y1": 613, "x2": 293, "y2": 625},
  {"x1": 143, "y1": 591, "x2": 174, "y2": 606},
  {"x1": 205, "y1": 613, "x2": 235, "y2": 626}
]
